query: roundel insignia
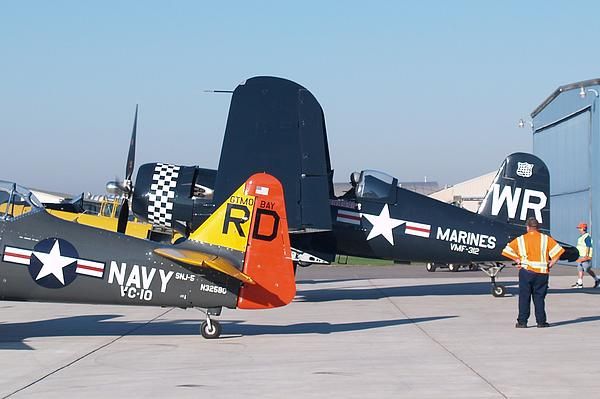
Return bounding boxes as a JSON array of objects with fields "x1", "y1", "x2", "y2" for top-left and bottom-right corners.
[{"x1": 28, "y1": 238, "x2": 79, "y2": 288}]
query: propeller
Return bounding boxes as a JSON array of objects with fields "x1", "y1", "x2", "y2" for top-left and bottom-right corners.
[{"x1": 106, "y1": 105, "x2": 138, "y2": 234}]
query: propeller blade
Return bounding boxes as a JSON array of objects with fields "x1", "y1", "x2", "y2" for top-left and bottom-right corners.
[
  {"x1": 125, "y1": 104, "x2": 138, "y2": 182},
  {"x1": 117, "y1": 198, "x2": 130, "y2": 234}
]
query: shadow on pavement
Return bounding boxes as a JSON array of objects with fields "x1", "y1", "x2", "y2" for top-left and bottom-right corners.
[
  {"x1": 551, "y1": 315, "x2": 600, "y2": 327},
  {"x1": 0, "y1": 314, "x2": 456, "y2": 350},
  {"x1": 296, "y1": 280, "x2": 600, "y2": 302},
  {"x1": 549, "y1": 287, "x2": 600, "y2": 295},
  {"x1": 297, "y1": 280, "x2": 519, "y2": 302},
  {"x1": 296, "y1": 279, "x2": 359, "y2": 285}
]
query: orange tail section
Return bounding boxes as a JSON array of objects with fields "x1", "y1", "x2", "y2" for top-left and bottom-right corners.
[
  {"x1": 236, "y1": 173, "x2": 295, "y2": 309},
  {"x1": 185, "y1": 173, "x2": 295, "y2": 309}
]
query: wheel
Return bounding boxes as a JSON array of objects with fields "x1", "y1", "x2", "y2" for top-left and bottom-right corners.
[
  {"x1": 469, "y1": 264, "x2": 478, "y2": 271},
  {"x1": 426, "y1": 263, "x2": 436, "y2": 272},
  {"x1": 448, "y1": 264, "x2": 459, "y2": 272},
  {"x1": 492, "y1": 285, "x2": 506, "y2": 297},
  {"x1": 298, "y1": 261, "x2": 312, "y2": 267},
  {"x1": 200, "y1": 320, "x2": 222, "y2": 339}
]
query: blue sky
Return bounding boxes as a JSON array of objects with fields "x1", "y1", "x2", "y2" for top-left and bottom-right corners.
[{"x1": 1, "y1": 1, "x2": 599, "y2": 194}]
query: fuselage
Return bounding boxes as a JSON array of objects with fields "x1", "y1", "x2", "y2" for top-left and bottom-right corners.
[
  {"x1": 0, "y1": 210, "x2": 240, "y2": 309},
  {"x1": 325, "y1": 186, "x2": 523, "y2": 263}
]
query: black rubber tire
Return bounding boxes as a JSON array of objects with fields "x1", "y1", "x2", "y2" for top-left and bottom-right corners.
[
  {"x1": 201, "y1": 320, "x2": 222, "y2": 339},
  {"x1": 426, "y1": 263, "x2": 436, "y2": 272},
  {"x1": 469, "y1": 264, "x2": 478, "y2": 271},
  {"x1": 448, "y1": 264, "x2": 460, "y2": 272},
  {"x1": 492, "y1": 285, "x2": 506, "y2": 297}
]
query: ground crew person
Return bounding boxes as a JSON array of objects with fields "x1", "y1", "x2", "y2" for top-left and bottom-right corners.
[
  {"x1": 571, "y1": 222, "x2": 599, "y2": 289},
  {"x1": 502, "y1": 217, "x2": 564, "y2": 328}
]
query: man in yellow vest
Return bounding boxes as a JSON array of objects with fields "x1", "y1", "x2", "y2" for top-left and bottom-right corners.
[
  {"x1": 502, "y1": 217, "x2": 564, "y2": 328},
  {"x1": 571, "y1": 222, "x2": 598, "y2": 289}
]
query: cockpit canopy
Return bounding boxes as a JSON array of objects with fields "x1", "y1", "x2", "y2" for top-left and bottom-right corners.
[
  {"x1": 0, "y1": 181, "x2": 44, "y2": 219},
  {"x1": 355, "y1": 170, "x2": 398, "y2": 203}
]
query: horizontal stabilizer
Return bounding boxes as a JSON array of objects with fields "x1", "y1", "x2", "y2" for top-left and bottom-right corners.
[{"x1": 154, "y1": 247, "x2": 255, "y2": 285}]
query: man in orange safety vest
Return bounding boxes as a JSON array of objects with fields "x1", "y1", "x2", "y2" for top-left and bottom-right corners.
[{"x1": 502, "y1": 217, "x2": 564, "y2": 328}]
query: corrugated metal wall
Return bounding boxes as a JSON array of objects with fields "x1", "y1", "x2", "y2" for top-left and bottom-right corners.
[{"x1": 533, "y1": 110, "x2": 591, "y2": 247}]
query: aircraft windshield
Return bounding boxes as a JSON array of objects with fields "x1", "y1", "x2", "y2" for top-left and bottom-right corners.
[
  {"x1": 0, "y1": 181, "x2": 44, "y2": 219},
  {"x1": 355, "y1": 170, "x2": 396, "y2": 201}
]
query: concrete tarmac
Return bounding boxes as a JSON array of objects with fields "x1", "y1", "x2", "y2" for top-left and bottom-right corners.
[{"x1": 1, "y1": 264, "x2": 599, "y2": 398}]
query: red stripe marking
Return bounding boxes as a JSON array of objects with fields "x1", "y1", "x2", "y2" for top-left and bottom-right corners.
[
  {"x1": 5, "y1": 252, "x2": 31, "y2": 260},
  {"x1": 77, "y1": 264, "x2": 104, "y2": 273},
  {"x1": 406, "y1": 226, "x2": 430, "y2": 233}
]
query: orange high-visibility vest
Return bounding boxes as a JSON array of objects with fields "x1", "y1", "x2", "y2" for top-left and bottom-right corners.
[{"x1": 502, "y1": 231, "x2": 565, "y2": 274}]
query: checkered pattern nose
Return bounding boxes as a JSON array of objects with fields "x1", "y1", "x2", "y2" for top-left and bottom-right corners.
[{"x1": 147, "y1": 163, "x2": 180, "y2": 228}]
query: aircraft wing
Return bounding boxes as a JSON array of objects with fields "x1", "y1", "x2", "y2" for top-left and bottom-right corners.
[{"x1": 153, "y1": 248, "x2": 255, "y2": 285}]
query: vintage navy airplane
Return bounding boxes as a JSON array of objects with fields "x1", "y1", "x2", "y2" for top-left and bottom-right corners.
[
  {"x1": 0, "y1": 173, "x2": 295, "y2": 339},
  {"x1": 318, "y1": 152, "x2": 578, "y2": 296},
  {"x1": 95, "y1": 76, "x2": 577, "y2": 297}
]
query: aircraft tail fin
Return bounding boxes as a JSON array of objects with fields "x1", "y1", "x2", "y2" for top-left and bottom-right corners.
[
  {"x1": 477, "y1": 152, "x2": 550, "y2": 232},
  {"x1": 186, "y1": 173, "x2": 295, "y2": 309},
  {"x1": 213, "y1": 76, "x2": 334, "y2": 232}
]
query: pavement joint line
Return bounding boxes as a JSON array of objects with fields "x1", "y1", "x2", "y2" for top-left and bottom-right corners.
[
  {"x1": 2, "y1": 307, "x2": 175, "y2": 399},
  {"x1": 367, "y1": 279, "x2": 509, "y2": 399}
]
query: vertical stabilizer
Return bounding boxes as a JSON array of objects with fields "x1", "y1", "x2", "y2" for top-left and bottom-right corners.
[
  {"x1": 214, "y1": 76, "x2": 334, "y2": 232},
  {"x1": 478, "y1": 152, "x2": 550, "y2": 232},
  {"x1": 186, "y1": 173, "x2": 295, "y2": 309}
]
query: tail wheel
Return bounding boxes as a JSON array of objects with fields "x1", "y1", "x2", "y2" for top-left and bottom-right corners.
[
  {"x1": 492, "y1": 285, "x2": 506, "y2": 297},
  {"x1": 426, "y1": 263, "x2": 436, "y2": 272},
  {"x1": 448, "y1": 264, "x2": 459, "y2": 272},
  {"x1": 201, "y1": 320, "x2": 222, "y2": 339}
]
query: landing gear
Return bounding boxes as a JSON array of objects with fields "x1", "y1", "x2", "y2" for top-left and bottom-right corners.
[
  {"x1": 201, "y1": 315, "x2": 222, "y2": 339},
  {"x1": 448, "y1": 263, "x2": 460, "y2": 272},
  {"x1": 291, "y1": 248, "x2": 330, "y2": 266},
  {"x1": 426, "y1": 263, "x2": 478, "y2": 272},
  {"x1": 478, "y1": 262, "x2": 507, "y2": 298},
  {"x1": 492, "y1": 285, "x2": 506, "y2": 297},
  {"x1": 292, "y1": 260, "x2": 313, "y2": 276},
  {"x1": 199, "y1": 307, "x2": 222, "y2": 339}
]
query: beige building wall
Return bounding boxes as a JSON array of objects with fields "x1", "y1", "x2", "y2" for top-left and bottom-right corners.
[{"x1": 429, "y1": 171, "x2": 496, "y2": 212}]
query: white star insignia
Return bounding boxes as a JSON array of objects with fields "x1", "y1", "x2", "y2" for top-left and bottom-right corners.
[
  {"x1": 362, "y1": 204, "x2": 405, "y2": 245},
  {"x1": 32, "y1": 240, "x2": 77, "y2": 285}
]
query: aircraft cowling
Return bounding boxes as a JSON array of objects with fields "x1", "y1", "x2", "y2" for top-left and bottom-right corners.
[{"x1": 131, "y1": 163, "x2": 217, "y2": 231}]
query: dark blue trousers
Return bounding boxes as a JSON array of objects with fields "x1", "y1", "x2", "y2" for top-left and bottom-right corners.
[{"x1": 518, "y1": 268, "x2": 549, "y2": 324}]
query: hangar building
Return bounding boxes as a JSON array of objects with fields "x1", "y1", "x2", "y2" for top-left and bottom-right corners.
[
  {"x1": 531, "y1": 78, "x2": 600, "y2": 265},
  {"x1": 429, "y1": 172, "x2": 495, "y2": 212}
]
